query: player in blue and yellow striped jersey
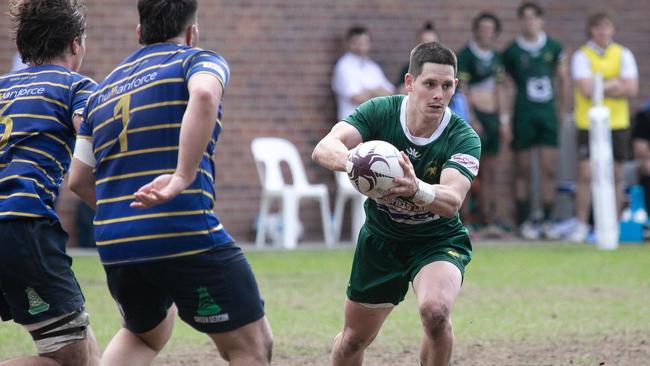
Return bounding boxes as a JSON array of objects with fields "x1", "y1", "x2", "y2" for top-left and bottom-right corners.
[
  {"x1": 0, "y1": 0, "x2": 100, "y2": 365},
  {"x1": 68, "y1": 1, "x2": 272, "y2": 364}
]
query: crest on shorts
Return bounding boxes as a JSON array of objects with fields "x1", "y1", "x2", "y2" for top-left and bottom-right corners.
[
  {"x1": 193, "y1": 287, "x2": 230, "y2": 324},
  {"x1": 196, "y1": 287, "x2": 221, "y2": 316},
  {"x1": 26, "y1": 287, "x2": 50, "y2": 315}
]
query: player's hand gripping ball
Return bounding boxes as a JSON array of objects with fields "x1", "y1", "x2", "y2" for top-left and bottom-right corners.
[{"x1": 346, "y1": 140, "x2": 404, "y2": 199}]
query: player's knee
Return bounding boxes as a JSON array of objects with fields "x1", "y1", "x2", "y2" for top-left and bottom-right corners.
[
  {"x1": 338, "y1": 330, "x2": 373, "y2": 356},
  {"x1": 29, "y1": 310, "x2": 97, "y2": 366},
  {"x1": 419, "y1": 301, "x2": 451, "y2": 339},
  {"x1": 247, "y1": 330, "x2": 273, "y2": 364},
  {"x1": 29, "y1": 310, "x2": 90, "y2": 355},
  {"x1": 48, "y1": 338, "x2": 98, "y2": 366}
]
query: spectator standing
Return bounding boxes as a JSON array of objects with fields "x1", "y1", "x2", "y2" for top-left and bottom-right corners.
[
  {"x1": 457, "y1": 12, "x2": 509, "y2": 236},
  {"x1": 332, "y1": 25, "x2": 394, "y2": 121},
  {"x1": 569, "y1": 9, "x2": 639, "y2": 241},
  {"x1": 502, "y1": 1, "x2": 569, "y2": 239}
]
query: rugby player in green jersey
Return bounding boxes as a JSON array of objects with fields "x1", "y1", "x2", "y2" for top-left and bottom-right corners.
[
  {"x1": 313, "y1": 42, "x2": 481, "y2": 366},
  {"x1": 501, "y1": 1, "x2": 570, "y2": 239},
  {"x1": 457, "y1": 12, "x2": 509, "y2": 237}
]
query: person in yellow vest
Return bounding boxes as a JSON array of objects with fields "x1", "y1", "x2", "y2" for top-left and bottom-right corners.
[{"x1": 569, "y1": 9, "x2": 638, "y2": 242}]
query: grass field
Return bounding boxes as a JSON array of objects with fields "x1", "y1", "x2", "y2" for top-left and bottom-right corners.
[{"x1": 1, "y1": 242, "x2": 649, "y2": 365}]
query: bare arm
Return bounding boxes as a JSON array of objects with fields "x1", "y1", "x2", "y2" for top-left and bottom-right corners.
[
  {"x1": 312, "y1": 121, "x2": 363, "y2": 172},
  {"x1": 69, "y1": 114, "x2": 96, "y2": 209},
  {"x1": 389, "y1": 152, "x2": 472, "y2": 218},
  {"x1": 556, "y1": 57, "x2": 571, "y2": 118},
  {"x1": 576, "y1": 76, "x2": 638, "y2": 100},
  {"x1": 619, "y1": 77, "x2": 638, "y2": 98},
  {"x1": 72, "y1": 114, "x2": 83, "y2": 132},
  {"x1": 131, "y1": 73, "x2": 222, "y2": 208},
  {"x1": 68, "y1": 158, "x2": 96, "y2": 210}
]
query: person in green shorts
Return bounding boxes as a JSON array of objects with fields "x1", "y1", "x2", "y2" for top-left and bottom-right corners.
[
  {"x1": 457, "y1": 11, "x2": 508, "y2": 236},
  {"x1": 312, "y1": 42, "x2": 481, "y2": 366},
  {"x1": 502, "y1": 1, "x2": 569, "y2": 239}
]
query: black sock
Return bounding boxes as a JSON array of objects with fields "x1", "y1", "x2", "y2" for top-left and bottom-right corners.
[{"x1": 516, "y1": 200, "x2": 529, "y2": 226}]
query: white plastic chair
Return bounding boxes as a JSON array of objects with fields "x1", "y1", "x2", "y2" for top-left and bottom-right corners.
[
  {"x1": 251, "y1": 137, "x2": 334, "y2": 249},
  {"x1": 332, "y1": 171, "x2": 366, "y2": 244}
]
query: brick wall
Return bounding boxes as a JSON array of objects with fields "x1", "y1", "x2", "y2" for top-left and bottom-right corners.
[{"x1": 1, "y1": 0, "x2": 649, "y2": 245}]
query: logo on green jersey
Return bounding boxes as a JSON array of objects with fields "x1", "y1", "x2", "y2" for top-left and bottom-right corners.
[
  {"x1": 424, "y1": 162, "x2": 439, "y2": 179},
  {"x1": 26, "y1": 287, "x2": 50, "y2": 315},
  {"x1": 405, "y1": 147, "x2": 421, "y2": 161},
  {"x1": 543, "y1": 52, "x2": 553, "y2": 63},
  {"x1": 196, "y1": 287, "x2": 221, "y2": 316}
]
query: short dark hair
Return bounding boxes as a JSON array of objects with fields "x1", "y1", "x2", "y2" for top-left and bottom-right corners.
[
  {"x1": 345, "y1": 25, "x2": 369, "y2": 41},
  {"x1": 472, "y1": 11, "x2": 501, "y2": 35},
  {"x1": 138, "y1": 0, "x2": 198, "y2": 45},
  {"x1": 9, "y1": 0, "x2": 86, "y2": 65},
  {"x1": 517, "y1": 1, "x2": 544, "y2": 18},
  {"x1": 408, "y1": 42, "x2": 457, "y2": 79},
  {"x1": 587, "y1": 8, "x2": 616, "y2": 31}
]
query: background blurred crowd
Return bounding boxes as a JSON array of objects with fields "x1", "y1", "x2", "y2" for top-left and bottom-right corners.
[{"x1": 3, "y1": 0, "x2": 648, "y2": 245}]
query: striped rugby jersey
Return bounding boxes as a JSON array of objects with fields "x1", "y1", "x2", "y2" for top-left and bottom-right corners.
[
  {"x1": 0, "y1": 65, "x2": 96, "y2": 221},
  {"x1": 79, "y1": 43, "x2": 233, "y2": 265}
]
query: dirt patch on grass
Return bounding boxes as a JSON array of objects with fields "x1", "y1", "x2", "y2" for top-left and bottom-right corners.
[{"x1": 154, "y1": 331, "x2": 648, "y2": 365}]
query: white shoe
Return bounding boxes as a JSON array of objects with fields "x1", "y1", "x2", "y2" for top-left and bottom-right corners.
[
  {"x1": 543, "y1": 221, "x2": 562, "y2": 240},
  {"x1": 520, "y1": 221, "x2": 541, "y2": 240},
  {"x1": 566, "y1": 222, "x2": 590, "y2": 242}
]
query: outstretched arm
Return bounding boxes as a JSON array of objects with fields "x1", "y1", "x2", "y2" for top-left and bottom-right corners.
[
  {"x1": 312, "y1": 121, "x2": 363, "y2": 172},
  {"x1": 131, "y1": 73, "x2": 222, "y2": 209}
]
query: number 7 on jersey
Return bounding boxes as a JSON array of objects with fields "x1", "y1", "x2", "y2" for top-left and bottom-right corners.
[{"x1": 114, "y1": 95, "x2": 131, "y2": 152}]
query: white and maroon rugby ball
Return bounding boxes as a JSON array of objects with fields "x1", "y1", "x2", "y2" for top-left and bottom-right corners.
[{"x1": 346, "y1": 140, "x2": 404, "y2": 199}]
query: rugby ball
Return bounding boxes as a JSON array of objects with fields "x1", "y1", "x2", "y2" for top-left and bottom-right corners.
[{"x1": 346, "y1": 140, "x2": 404, "y2": 198}]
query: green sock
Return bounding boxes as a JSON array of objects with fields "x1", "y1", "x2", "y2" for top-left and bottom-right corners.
[
  {"x1": 516, "y1": 200, "x2": 530, "y2": 226},
  {"x1": 543, "y1": 203, "x2": 554, "y2": 222}
]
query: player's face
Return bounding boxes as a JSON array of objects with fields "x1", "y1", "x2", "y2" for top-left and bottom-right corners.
[
  {"x1": 475, "y1": 19, "x2": 497, "y2": 47},
  {"x1": 519, "y1": 9, "x2": 543, "y2": 36},
  {"x1": 407, "y1": 62, "x2": 457, "y2": 122},
  {"x1": 590, "y1": 19, "x2": 615, "y2": 48},
  {"x1": 348, "y1": 34, "x2": 371, "y2": 57}
]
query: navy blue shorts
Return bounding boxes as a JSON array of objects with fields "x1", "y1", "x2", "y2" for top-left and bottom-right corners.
[
  {"x1": 0, "y1": 219, "x2": 85, "y2": 325},
  {"x1": 104, "y1": 244, "x2": 265, "y2": 334}
]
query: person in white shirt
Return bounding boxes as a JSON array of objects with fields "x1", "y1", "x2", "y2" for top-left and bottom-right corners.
[
  {"x1": 568, "y1": 9, "x2": 638, "y2": 242},
  {"x1": 332, "y1": 25, "x2": 395, "y2": 121}
]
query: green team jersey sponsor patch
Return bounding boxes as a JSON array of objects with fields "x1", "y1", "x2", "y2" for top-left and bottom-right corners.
[{"x1": 344, "y1": 95, "x2": 481, "y2": 242}]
